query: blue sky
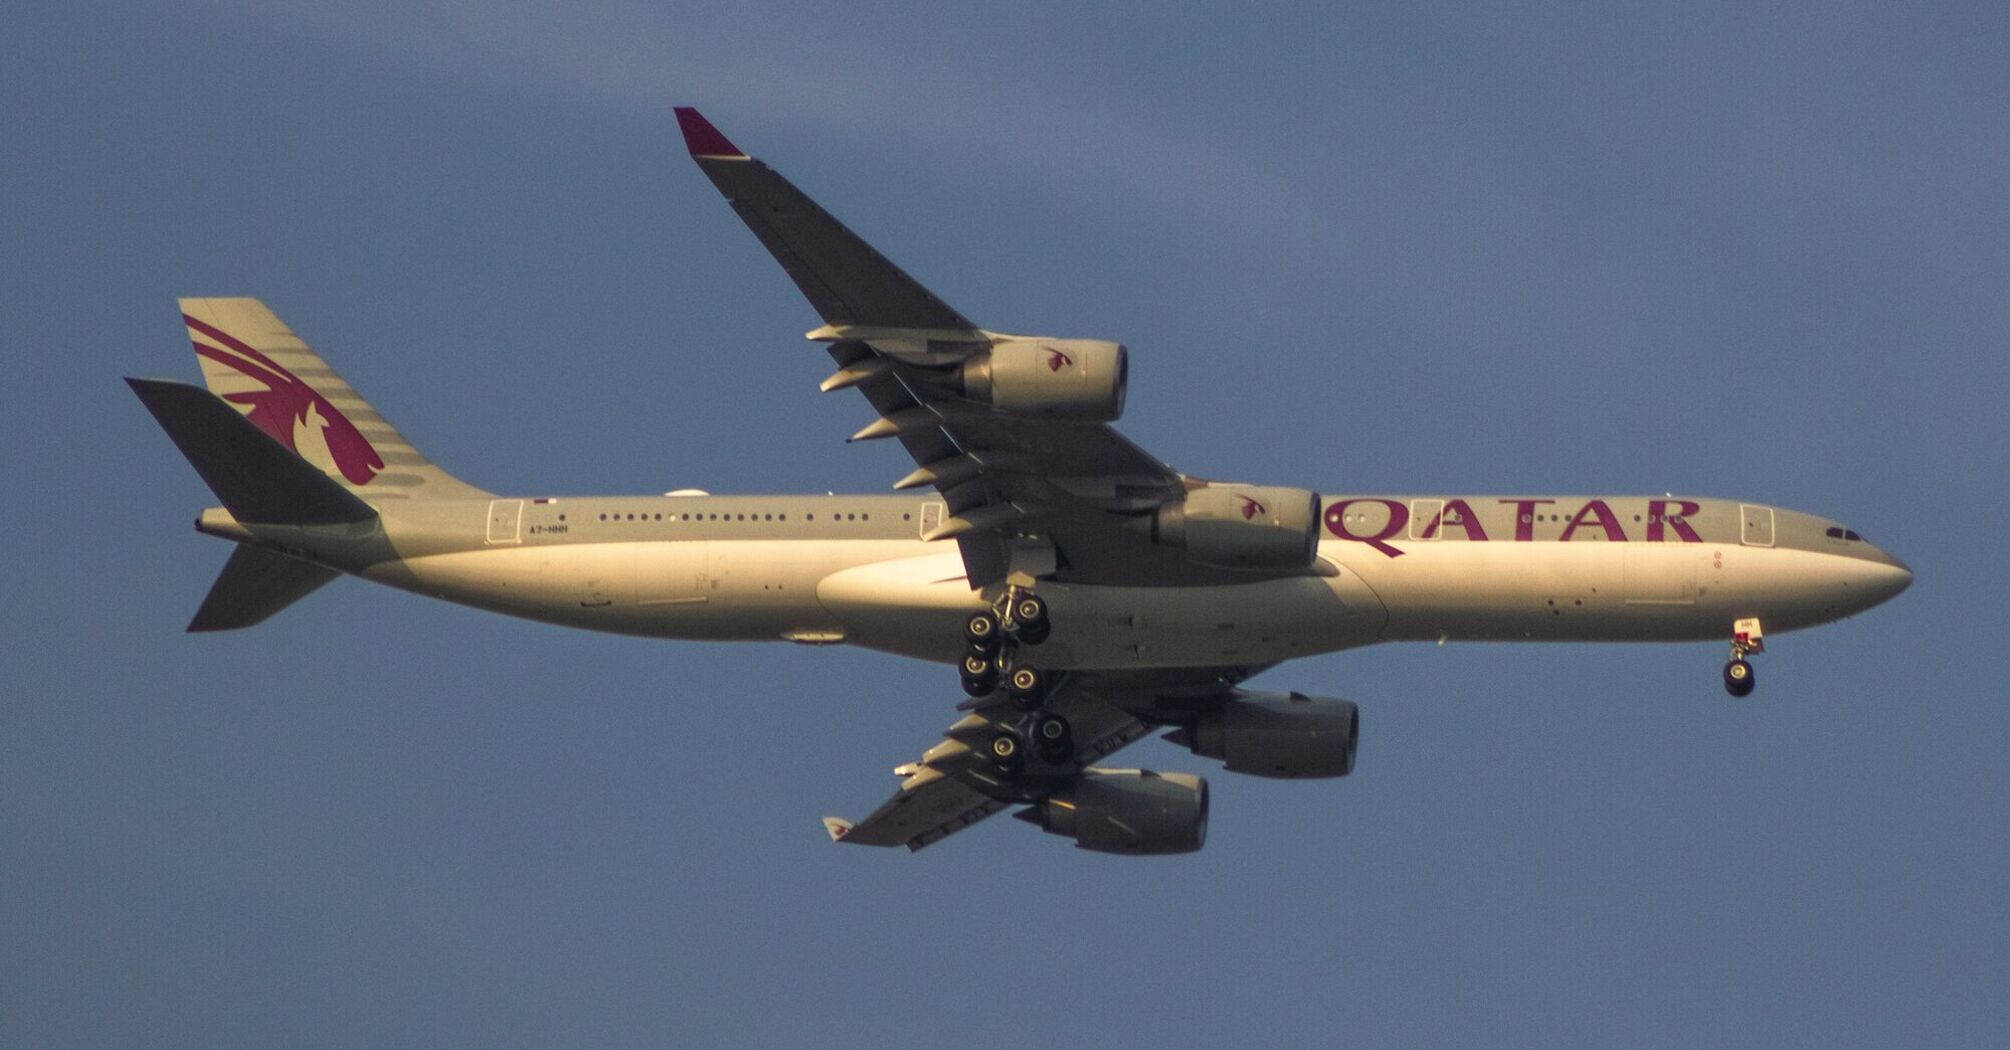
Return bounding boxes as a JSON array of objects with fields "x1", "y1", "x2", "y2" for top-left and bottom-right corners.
[{"x1": 6, "y1": 2, "x2": 2006, "y2": 1046}]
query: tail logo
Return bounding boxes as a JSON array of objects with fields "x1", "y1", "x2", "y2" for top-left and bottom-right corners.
[
  {"x1": 1239, "y1": 495, "x2": 1267, "y2": 520},
  {"x1": 184, "y1": 314, "x2": 385, "y2": 485},
  {"x1": 1046, "y1": 348, "x2": 1073, "y2": 372}
]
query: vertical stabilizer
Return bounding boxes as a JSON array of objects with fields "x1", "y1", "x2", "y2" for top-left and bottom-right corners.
[{"x1": 179, "y1": 298, "x2": 488, "y2": 500}]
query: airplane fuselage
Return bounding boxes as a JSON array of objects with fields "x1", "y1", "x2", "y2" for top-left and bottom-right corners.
[{"x1": 200, "y1": 491, "x2": 1912, "y2": 671}]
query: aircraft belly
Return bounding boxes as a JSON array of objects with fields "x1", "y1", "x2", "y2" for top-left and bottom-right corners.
[
  {"x1": 815, "y1": 552, "x2": 988, "y2": 663},
  {"x1": 1050, "y1": 576, "x2": 1384, "y2": 668},
  {"x1": 817, "y1": 553, "x2": 1387, "y2": 668},
  {"x1": 367, "y1": 535, "x2": 1875, "y2": 653}
]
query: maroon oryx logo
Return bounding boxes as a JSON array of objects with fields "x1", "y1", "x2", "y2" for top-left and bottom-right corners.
[
  {"x1": 1239, "y1": 495, "x2": 1267, "y2": 520},
  {"x1": 184, "y1": 314, "x2": 385, "y2": 485},
  {"x1": 1045, "y1": 347, "x2": 1073, "y2": 372}
]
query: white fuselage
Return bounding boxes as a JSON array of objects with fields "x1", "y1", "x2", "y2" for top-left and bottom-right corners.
[{"x1": 225, "y1": 491, "x2": 1912, "y2": 671}]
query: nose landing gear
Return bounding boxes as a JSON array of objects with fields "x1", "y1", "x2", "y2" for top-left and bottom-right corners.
[{"x1": 1723, "y1": 617, "x2": 1763, "y2": 697}]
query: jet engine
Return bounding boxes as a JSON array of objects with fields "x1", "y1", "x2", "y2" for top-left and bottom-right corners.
[
  {"x1": 1016, "y1": 769, "x2": 1208, "y2": 854},
  {"x1": 959, "y1": 339, "x2": 1127, "y2": 421},
  {"x1": 1166, "y1": 691, "x2": 1359, "y2": 779},
  {"x1": 1150, "y1": 485, "x2": 1322, "y2": 570}
]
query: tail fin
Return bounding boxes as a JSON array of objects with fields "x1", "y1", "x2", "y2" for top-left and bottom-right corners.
[
  {"x1": 127, "y1": 378, "x2": 378, "y2": 525},
  {"x1": 187, "y1": 545, "x2": 341, "y2": 632},
  {"x1": 179, "y1": 298, "x2": 488, "y2": 500}
]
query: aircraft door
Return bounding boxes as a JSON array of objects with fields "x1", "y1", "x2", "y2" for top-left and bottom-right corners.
[
  {"x1": 485, "y1": 499, "x2": 524, "y2": 544},
  {"x1": 1740, "y1": 504, "x2": 1775, "y2": 547}
]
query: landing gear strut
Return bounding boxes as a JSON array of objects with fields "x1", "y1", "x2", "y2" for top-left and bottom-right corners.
[{"x1": 1724, "y1": 617, "x2": 1763, "y2": 698}]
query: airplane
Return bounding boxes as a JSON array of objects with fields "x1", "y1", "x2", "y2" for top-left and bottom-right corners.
[{"x1": 126, "y1": 107, "x2": 1913, "y2": 855}]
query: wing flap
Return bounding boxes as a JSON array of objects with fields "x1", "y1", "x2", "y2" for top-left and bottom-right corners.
[{"x1": 830, "y1": 768, "x2": 1011, "y2": 850}]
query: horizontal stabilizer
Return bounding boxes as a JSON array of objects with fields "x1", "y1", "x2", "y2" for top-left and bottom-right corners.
[
  {"x1": 821, "y1": 817, "x2": 855, "y2": 843},
  {"x1": 189, "y1": 544, "x2": 340, "y2": 632},
  {"x1": 127, "y1": 378, "x2": 377, "y2": 525}
]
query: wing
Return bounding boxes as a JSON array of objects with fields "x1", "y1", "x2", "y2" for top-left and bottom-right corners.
[
  {"x1": 677, "y1": 108, "x2": 1210, "y2": 588},
  {"x1": 826, "y1": 667, "x2": 1250, "y2": 851},
  {"x1": 673, "y1": 108, "x2": 971, "y2": 332}
]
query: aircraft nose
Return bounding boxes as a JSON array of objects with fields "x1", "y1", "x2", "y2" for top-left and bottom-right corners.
[{"x1": 1854, "y1": 552, "x2": 1913, "y2": 608}]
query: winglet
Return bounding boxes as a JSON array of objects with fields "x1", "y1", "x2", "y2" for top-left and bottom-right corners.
[
  {"x1": 821, "y1": 816, "x2": 855, "y2": 843},
  {"x1": 674, "y1": 107, "x2": 745, "y2": 158}
]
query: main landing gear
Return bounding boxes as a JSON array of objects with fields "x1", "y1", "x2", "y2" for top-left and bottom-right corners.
[
  {"x1": 1723, "y1": 617, "x2": 1763, "y2": 698},
  {"x1": 960, "y1": 587, "x2": 1068, "y2": 771}
]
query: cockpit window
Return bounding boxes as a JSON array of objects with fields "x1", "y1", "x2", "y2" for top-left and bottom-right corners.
[{"x1": 1826, "y1": 526, "x2": 1865, "y2": 542}]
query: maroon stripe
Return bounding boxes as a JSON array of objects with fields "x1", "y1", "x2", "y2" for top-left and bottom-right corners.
[
  {"x1": 674, "y1": 107, "x2": 743, "y2": 157},
  {"x1": 191, "y1": 343, "x2": 288, "y2": 391},
  {"x1": 183, "y1": 313, "x2": 294, "y2": 379}
]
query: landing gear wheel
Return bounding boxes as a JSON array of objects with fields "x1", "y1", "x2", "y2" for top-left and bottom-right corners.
[
  {"x1": 1011, "y1": 594, "x2": 1050, "y2": 644},
  {"x1": 959, "y1": 653, "x2": 998, "y2": 697},
  {"x1": 964, "y1": 611, "x2": 1003, "y2": 655},
  {"x1": 1724, "y1": 658, "x2": 1756, "y2": 698},
  {"x1": 1031, "y1": 713, "x2": 1073, "y2": 761},
  {"x1": 1007, "y1": 665, "x2": 1048, "y2": 711},
  {"x1": 988, "y1": 729, "x2": 1024, "y2": 771}
]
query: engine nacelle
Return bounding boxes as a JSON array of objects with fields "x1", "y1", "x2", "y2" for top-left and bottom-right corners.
[
  {"x1": 1152, "y1": 485, "x2": 1322, "y2": 570},
  {"x1": 1018, "y1": 769, "x2": 1208, "y2": 855},
  {"x1": 960, "y1": 339, "x2": 1127, "y2": 421},
  {"x1": 1170, "y1": 692, "x2": 1359, "y2": 779}
]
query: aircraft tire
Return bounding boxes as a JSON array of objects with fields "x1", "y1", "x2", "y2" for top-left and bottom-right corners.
[
  {"x1": 1011, "y1": 595, "x2": 1049, "y2": 641},
  {"x1": 1007, "y1": 666, "x2": 1047, "y2": 710},
  {"x1": 961, "y1": 653, "x2": 999, "y2": 697},
  {"x1": 1724, "y1": 659, "x2": 1756, "y2": 697},
  {"x1": 965, "y1": 611, "x2": 1003, "y2": 655},
  {"x1": 989, "y1": 729, "x2": 1024, "y2": 771},
  {"x1": 1032, "y1": 713, "x2": 1072, "y2": 761}
]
